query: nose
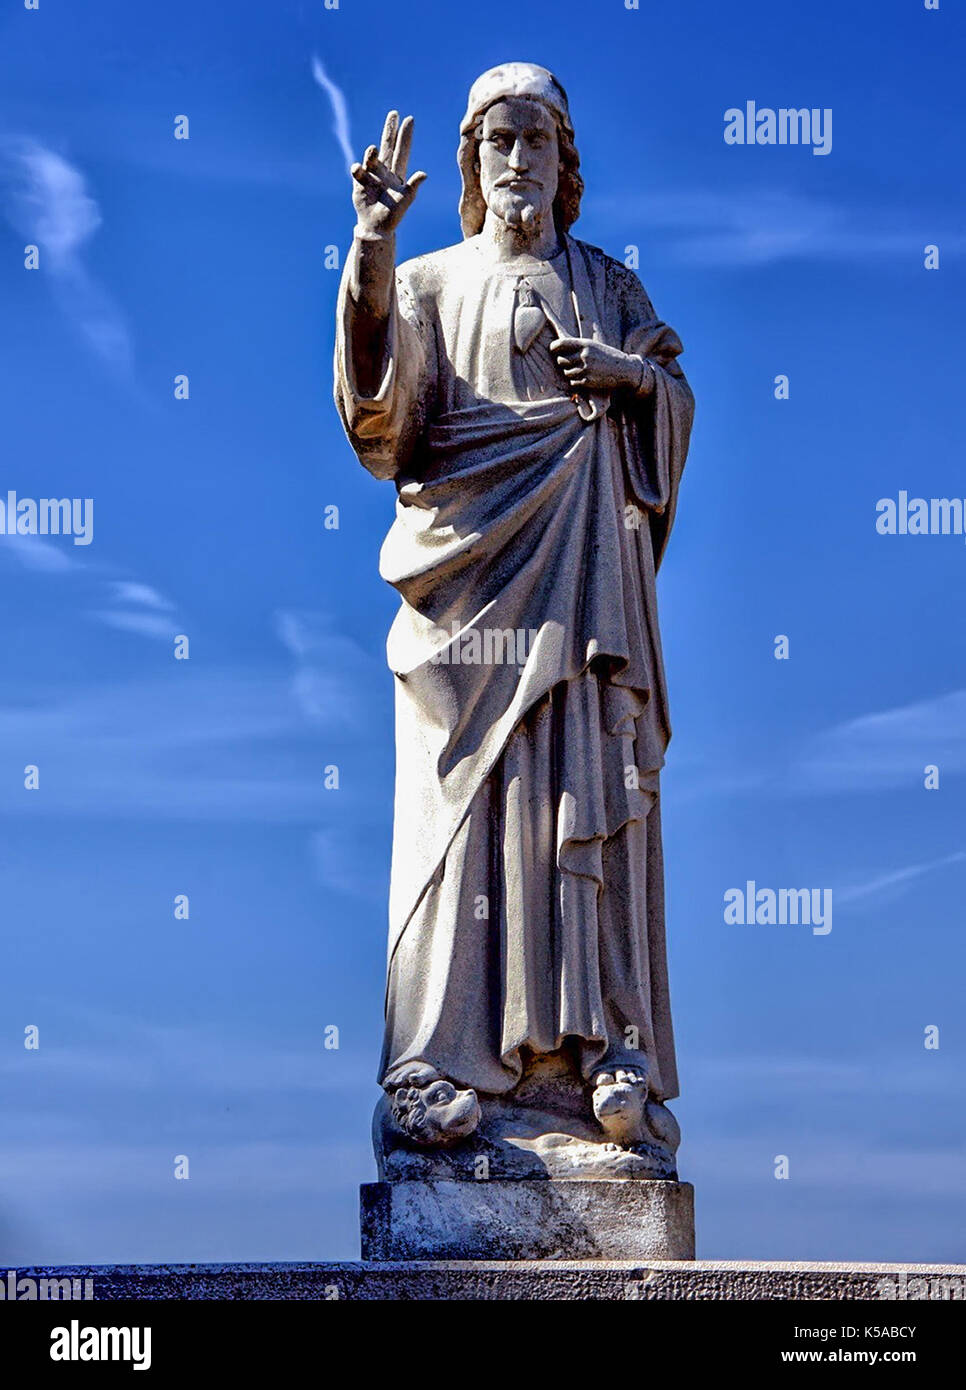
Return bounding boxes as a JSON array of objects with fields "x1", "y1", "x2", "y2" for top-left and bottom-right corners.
[{"x1": 507, "y1": 139, "x2": 528, "y2": 172}]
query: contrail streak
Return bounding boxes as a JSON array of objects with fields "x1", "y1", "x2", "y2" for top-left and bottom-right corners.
[{"x1": 311, "y1": 56, "x2": 354, "y2": 171}]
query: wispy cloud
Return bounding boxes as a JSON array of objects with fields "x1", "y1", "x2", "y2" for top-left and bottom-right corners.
[
  {"x1": 604, "y1": 187, "x2": 966, "y2": 268},
  {"x1": 87, "y1": 608, "x2": 181, "y2": 640},
  {"x1": 791, "y1": 688, "x2": 966, "y2": 792},
  {"x1": 109, "y1": 582, "x2": 174, "y2": 611},
  {"x1": 0, "y1": 606, "x2": 382, "y2": 821},
  {"x1": 0, "y1": 565, "x2": 379, "y2": 825},
  {"x1": 274, "y1": 608, "x2": 378, "y2": 725},
  {"x1": 2, "y1": 142, "x2": 101, "y2": 267},
  {"x1": 310, "y1": 56, "x2": 354, "y2": 171},
  {"x1": 0, "y1": 531, "x2": 184, "y2": 642},
  {"x1": 0, "y1": 533, "x2": 83, "y2": 574},
  {"x1": 90, "y1": 578, "x2": 181, "y2": 640},
  {"x1": 0, "y1": 668, "x2": 330, "y2": 821},
  {"x1": 835, "y1": 851, "x2": 966, "y2": 909},
  {"x1": 1, "y1": 140, "x2": 133, "y2": 373},
  {"x1": 275, "y1": 610, "x2": 391, "y2": 893}
]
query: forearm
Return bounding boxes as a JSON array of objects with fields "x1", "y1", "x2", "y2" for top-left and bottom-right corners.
[
  {"x1": 346, "y1": 231, "x2": 396, "y2": 398},
  {"x1": 348, "y1": 228, "x2": 395, "y2": 316}
]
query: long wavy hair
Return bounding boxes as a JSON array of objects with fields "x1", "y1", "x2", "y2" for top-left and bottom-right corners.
[{"x1": 457, "y1": 106, "x2": 584, "y2": 239}]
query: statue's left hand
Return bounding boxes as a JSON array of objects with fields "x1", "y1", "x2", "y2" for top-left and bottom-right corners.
[{"x1": 550, "y1": 337, "x2": 649, "y2": 393}]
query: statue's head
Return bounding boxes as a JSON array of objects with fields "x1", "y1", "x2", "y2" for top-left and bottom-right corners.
[
  {"x1": 457, "y1": 62, "x2": 583, "y2": 239},
  {"x1": 385, "y1": 1063, "x2": 481, "y2": 1147}
]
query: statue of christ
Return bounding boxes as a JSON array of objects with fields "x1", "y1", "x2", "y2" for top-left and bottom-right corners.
[{"x1": 335, "y1": 63, "x2": 693, "y2": 1177}]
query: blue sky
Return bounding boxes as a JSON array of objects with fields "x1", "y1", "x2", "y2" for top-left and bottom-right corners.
[{"x1": 1, "y1": 0, "x2": 964, "y2": 1266}]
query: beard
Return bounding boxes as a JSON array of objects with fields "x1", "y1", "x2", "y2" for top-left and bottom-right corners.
[
  {"x1": 488, "y1": 186, "x2": 551, "y2": 232},
  {"x1": 506, "y1": 203, "x2": 535, "y2": 228}
]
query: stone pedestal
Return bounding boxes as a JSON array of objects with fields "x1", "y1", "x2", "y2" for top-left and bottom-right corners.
[
  {"x1": 22, "y1": 1260, "x2": 966, "y2": 1300},
  {"x1": 360, "y1": 1179, "x2": 695, "y2": 1261}
]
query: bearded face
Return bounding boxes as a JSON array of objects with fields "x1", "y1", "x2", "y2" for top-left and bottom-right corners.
[{"x1": 477, "y1": 97, "x2": 559, "y2": 231}]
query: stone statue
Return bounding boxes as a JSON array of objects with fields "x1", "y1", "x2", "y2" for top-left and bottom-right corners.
[{"x1": 335, "y1": 63, "x2": 695, "y2": 1255}]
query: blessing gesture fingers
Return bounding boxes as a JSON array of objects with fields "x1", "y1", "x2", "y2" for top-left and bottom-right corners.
[{"x1": 351, "y1": 110, "x2": 427, "y2": 238}]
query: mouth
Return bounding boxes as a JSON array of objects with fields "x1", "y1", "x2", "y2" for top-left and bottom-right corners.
[{"x1": 500, "y1": 178, "x2": 540, "y2": 191}]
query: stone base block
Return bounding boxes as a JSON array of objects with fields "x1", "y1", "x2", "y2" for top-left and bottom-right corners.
[
  {"x1": 360, "y1": 1179, "x2": 695, "y2": 1261},
  {"x1": 21, "y1": 1260, "x2": 966, "y2": 1300}
]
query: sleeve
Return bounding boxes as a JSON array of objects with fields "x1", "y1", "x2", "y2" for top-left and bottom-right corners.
[
  {"x1": 333, "y1": 246, "x2": 434, "y2": 481},
  {"x1": 613, "y1": 264, "x2": 695, "y2": 571}
]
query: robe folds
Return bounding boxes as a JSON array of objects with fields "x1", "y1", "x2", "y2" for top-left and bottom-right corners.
[{"x1": 335, "y1": 232, "x2": 693, "y2": 1101}]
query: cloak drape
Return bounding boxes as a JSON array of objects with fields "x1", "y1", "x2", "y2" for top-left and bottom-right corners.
[{"x1": 336, "y1": 234, "x2": 693, "y2": 1099}]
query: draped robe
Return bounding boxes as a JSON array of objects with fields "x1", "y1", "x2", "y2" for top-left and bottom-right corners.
[{"x1": 335, "y1": 232, "x2": 693, "y2": 1103}]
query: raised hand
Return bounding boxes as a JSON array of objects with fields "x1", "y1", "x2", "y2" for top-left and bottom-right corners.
[{"x1": 351, "y1": 110, "x2": 427, "y2": 239}]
